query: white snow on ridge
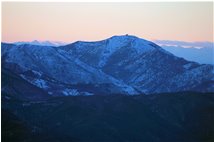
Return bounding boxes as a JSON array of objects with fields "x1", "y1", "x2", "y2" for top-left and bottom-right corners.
[
  {"x1": 75, "y1": 58, "x2": 137, "y2": 95},
  {"x1": 131, "y1": 38, "x2": 156, "y2": 54},
  {"x1": 107, "y1": 74, "x2": 138, "y2": 95},
  {"x1": 98, "y1": 36, "x2": 131, "y2": 67},
  {"x1": 20, "y1": 74, "x2": 49, "y2": 89},
  {"x1": 183, "y1": 63, "x2": 193, "y2": 70},
  {"x1": 98, "y1": 35, "x2": 156, "y2": 67},
  {"x1": 83, "y1": 92, "x2": 94, "y2": 96},
  {"x1": 32, "y1": 70, "x2": 43, "y2": 77},
  {"x1": 62, "y1": 89, "x2": 79, "y2": 96},
  {"x1": 34, "y1": 79, "x2": 49, "y2": 89},
  {"x1": 20, "y1": 74, "x2": 28, "y2": 80},
  {"x1": 62, "y1": 89, "x2": 94, "y2": 96}
]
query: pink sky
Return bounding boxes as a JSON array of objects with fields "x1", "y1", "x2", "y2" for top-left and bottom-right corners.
[{"x1": 2, "y1": 2, "x2": 213, "y2": 43}]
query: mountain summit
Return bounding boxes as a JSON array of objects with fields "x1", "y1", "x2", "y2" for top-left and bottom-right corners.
[{"x1": 2, "y1": 35, "x2": 214, "y2": 96}]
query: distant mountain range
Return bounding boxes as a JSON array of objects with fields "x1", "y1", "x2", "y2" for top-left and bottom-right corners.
[
  {"x1": 12, "y1": 40, "x2": 67, "y2": 47},
  {"x1": 154, "y1": 40, "x2": 213, "y2": 49},
  {"x1": 154, "y1": 40, "x2": 214, "y2": 65},
  {"x1": 2, "y1": 35, "x2": 214, "y2": 96}
]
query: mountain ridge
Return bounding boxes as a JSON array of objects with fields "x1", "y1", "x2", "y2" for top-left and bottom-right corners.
[
  {"x1": 4, "y1": 37, "x2": 213, "y2": 65},
  {"x1": 2, "y1": 35, "x2": 214, "y2": 96}
]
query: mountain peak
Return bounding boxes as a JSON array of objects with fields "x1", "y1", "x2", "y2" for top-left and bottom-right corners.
[
  {"x1": 105, "y1": 34, "x2": 160, "y2": 54},
  {"x1": 109, "y1": 34, "x2": 139, "y2": 40}
]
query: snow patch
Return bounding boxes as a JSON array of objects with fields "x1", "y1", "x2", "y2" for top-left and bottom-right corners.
[
  {"x1": 107, "y1": 75, "x2": 138, "y2": 95},
  {"x1": 183, "y1": 63, "x2": 193, "y2": 70},
  {"x1": 20, "y1": 74, "x2": 28, "y2": 80},
  {"x1": 48, "y1": 92, "x2": 53, "y2": 95},
  {"x1": 5, "y1": 96, "x2": 11, "y2": 100},
  {"x1": 62, "y1": 89, "x2": 79, "y2": 96},
  {"x1": 34, "y1": 79, "x2": 48, "y2": 89},
  {"x1": 32, "y1": 70, "x2": 43, "y2": 77},
  {"x1": 82, "y1": 92, "x2": 94, "y2": 96}
]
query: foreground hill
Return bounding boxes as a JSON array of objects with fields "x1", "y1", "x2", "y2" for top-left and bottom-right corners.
[{"x1": 2, "y1": 92, "x2": 214, "y2": 142}]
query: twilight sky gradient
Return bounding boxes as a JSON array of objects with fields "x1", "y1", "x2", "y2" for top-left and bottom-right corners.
[{"x1": 2, "y1": 2, "x2": 213, "y2": 42}]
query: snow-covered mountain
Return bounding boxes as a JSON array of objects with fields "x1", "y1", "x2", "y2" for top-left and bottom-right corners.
[
  {"x1": 2, "y1": 35, "x2": 214, "y2": 96},
  {"x1": 13, "y1": 40, "x2": 68, "y2": 47}
]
